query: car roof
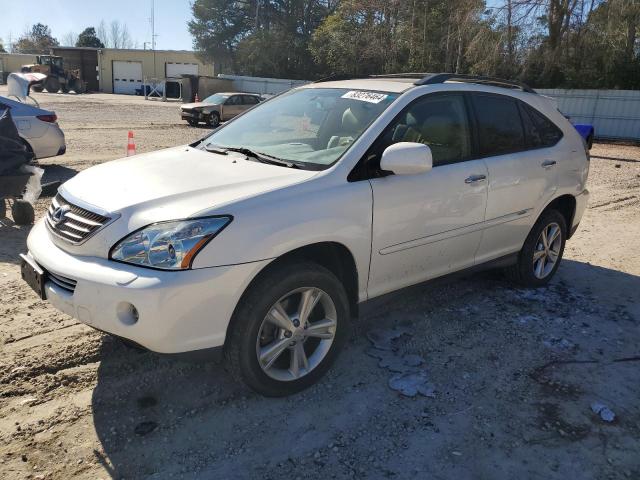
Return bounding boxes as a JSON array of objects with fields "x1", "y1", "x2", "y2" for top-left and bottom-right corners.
[
  {"x1": 302, "y1": 78, "x2": 416, "y2": 93},
  {"x1": 215, "y1": 92, "x2": 261, "y2": 96}
]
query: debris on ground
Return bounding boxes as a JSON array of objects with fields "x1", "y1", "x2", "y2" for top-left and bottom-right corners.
[
  {"x1": 389, "y1": 372, "x2": 436, "y2": 398},
  {"x1": 591, "y1": 402, "x2": 616, "y2": 423},
  {"x1": 366, "y1": 326, "x2": 411, "y2": 351},
  {"x1": 366, "y1": 328, "x2": 434, "y2": 397}
]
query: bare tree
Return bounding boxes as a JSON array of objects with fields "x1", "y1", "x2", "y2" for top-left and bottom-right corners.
[
  {"x1": 61, "y1": 31, "x2": 78, "y2": 47},
  {"x1": 97, "y1": 20, "x2": 109, "y2": 47}
]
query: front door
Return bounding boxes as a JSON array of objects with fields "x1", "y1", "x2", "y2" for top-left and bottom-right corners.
[{"x1": 366, "y1": 93, "x2": 488, "y2": 298}]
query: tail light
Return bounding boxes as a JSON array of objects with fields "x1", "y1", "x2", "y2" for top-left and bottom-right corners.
[{"x1": 37, "y1": 114, "x2": 57, "y2": 123}]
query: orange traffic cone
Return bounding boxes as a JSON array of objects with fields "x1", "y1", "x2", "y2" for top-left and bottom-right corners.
[
  {"x1": 194, "y1": 92, "x2": 200, "y2": 102},
  {"x1": 127, "y1": 131, "x2": 136, "y2": 156}
]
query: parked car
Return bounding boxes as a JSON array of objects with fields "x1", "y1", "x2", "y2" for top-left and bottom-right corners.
[
  {"x1": 21, "y1": 74, "x2": 589, "y2": 396},
  {"x1": 573, "y1": 123, "x2": 595, "y2": 149},
  {"x1": 180, "y1": 92, "x2": 262, "y2": 127},
  {"x1": 0, "y1": 95, "x2": 66, "y2": 159}
]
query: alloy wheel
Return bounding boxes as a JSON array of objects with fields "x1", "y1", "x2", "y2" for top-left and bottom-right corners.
[
  {"x1": 255, "y1": 287, "x2": 337, "y2": 381},
  {"x1": 532, "y1": 222, "x2": 562, "y2": 279}
]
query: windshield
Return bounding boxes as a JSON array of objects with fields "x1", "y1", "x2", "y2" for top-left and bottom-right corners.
[
  {"x1": 201, "y1": 88, "x2": 398, "y2": 168},
  {"x1": 203, "y1": 93, "x2": 229, "y2": 104}
]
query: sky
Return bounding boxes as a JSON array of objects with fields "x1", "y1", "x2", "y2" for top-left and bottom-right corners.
[{"x1": 1, "y1": 0, "x2": 195, "y2": 51}]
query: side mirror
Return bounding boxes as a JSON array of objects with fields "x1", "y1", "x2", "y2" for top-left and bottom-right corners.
[{"x1": 380, "y1": 142, "x2": 433, "y2": 175}]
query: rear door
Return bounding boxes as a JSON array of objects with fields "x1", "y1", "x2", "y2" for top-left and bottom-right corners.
[
  {"x1": 222, "y1": 95, "x2": 243, "y2": 120},
  {"x1": 471, "y1": 93, "x2": 561, "y2": 264},
  {"x1": 366, "y1": 93, "x2": 488, "y2": 298},
  {"x1": 241, "y1": 95, "x2": 260, "y2": 113}
]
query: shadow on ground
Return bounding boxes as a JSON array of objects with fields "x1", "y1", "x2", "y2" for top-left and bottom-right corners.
[{"x1": 90, "y1": 259, "x2": 640, "y2": 479}]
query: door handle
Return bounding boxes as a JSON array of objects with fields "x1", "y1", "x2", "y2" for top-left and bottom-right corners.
[
  {"x1": 465, "y1": 174, "x2": 487, "y2": 184},
  {"x1": 542, "y1": 160, "x2": 557, "y2": 168}
]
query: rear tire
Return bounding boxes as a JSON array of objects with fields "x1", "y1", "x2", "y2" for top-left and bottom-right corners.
[
  {"x1": 11, "y1": 200, "x2": 35, "y2": 225},
  {"x1": 505, "y1": 209, "x2": 566, "y2": 287},
  {"x1": 31, "y1": 84, "x2": 44, "y2": 93},
  {"x1": 225, "y1": 261, "x2": 350, "y2": 397}
]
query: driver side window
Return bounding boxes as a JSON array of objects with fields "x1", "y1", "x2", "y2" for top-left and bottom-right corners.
[{"x1": 361, "y1": 93, "x2": 472, "y2": 177}]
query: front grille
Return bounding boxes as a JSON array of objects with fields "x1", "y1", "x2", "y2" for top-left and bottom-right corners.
[
  {"x1": 45, "y1": 194, "x2": 110, "y2": 244},
  {"x1": 48, "y1": 271, "x2": 77, "y2": 294}
]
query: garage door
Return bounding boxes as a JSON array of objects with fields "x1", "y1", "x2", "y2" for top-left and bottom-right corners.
[
  {"x1": 166, "y1": 62, "x2": 199, "y2": 78},
  {"x1": 113, "y1": 61, "x2": 142, "y2": 95}
]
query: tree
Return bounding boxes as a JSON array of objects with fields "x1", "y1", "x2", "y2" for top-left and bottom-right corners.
[
  {"x1": 61, "y1": 31, "x2": 78, "y2": 47},
  {"x1": 95, "y1": 19, "x2": 134, "y2": 48},
  {"x1": 0, "y1": 40, "x2": 6, "y2": 53},
  {"x1": 187, "y1": 0, "x2": 640, "y2": 88},
  {"x1": 14, "y1": 23, "x2": 59, "y2": 54},
  {"x1": 76, "y1": 27, "x2": 105, "y2": 48}
]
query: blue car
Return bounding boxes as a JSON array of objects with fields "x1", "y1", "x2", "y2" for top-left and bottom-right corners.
[{"x1": 573, "y1": 124, "x2": 594, "y2": 149}]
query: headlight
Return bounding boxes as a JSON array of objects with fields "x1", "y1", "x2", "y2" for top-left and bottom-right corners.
[{"x1": 110, "y1": 216, "x2": 232, "y2": 270}]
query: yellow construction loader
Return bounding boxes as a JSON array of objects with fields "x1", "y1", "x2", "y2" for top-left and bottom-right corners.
[{"x1": 21, "y1": 55, "x2": 85, "y2": 94}]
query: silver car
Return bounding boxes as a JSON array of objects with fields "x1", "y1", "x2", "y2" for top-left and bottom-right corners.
[
  {"x1": 0, "y1": 96, "x2": 66, "y2": 159},
  {"x1": 180, "y1": 92, "x2": 262, "y2": 128}
]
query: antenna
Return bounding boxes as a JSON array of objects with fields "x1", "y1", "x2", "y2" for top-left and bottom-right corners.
[{"x1": 151, "y1": 0, "x2": 155, "y2": 50}]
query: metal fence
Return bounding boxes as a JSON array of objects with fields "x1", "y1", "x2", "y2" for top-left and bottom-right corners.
[
  {"x1": 538, "y1": 89, "x2": 640, "y2": 141},
  {"x1": 217, "y1": 74, "x2": 309, "y2": 96}
]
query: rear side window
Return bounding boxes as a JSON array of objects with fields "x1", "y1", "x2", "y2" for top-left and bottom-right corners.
[
  {"x1": 471, "y1": 94, "x2": 525, "y2": 156},
  {"x1": 520, "y1": 103, "x2": 563, "y2": 148},
  {"x1": 243, "y1": 95, "x2": 259, "y2": 105}
]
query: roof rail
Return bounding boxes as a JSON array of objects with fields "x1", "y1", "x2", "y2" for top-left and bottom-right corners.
[
  {"x1": 313, "y1": 72, "x2": 431, "y2": 83},
  {"x1": 415, "y1": 73, "x2": 536, "y2": 93},
  {"x1": 313, "y1": 74, "x2": 368, "y2": 83}
]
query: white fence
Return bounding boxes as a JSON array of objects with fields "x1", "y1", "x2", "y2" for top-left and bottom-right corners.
[
  {"x1": 217, "y1": 74, "x2": 309, "y2": 96},
  {"x1": 538, "y1": 89, "x2": 640, "y2": 141}
]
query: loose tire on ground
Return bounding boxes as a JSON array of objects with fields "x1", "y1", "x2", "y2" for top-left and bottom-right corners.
[
  {"x1": 11, "y1": 200, "x2": 35, "y2": 225},
  {"x1": 505, "y1": 209, "x2": 567, "y2": 287},
  {"x1": 225, "y1": 261, "x2": 350, "y2": 396}
]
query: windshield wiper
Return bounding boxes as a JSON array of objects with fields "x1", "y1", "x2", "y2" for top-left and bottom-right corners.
[{"x1": 209, "y1": 145, "x2": 300, "y2": 169}]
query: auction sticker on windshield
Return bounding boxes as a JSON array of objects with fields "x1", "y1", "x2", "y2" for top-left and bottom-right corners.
[{"x1": 341, "y1": 91, "x2": 389, "y2": 104}]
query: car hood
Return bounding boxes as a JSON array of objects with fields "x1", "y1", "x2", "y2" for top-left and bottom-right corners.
[
  {"x1": 181, "y1": 102, "x2": 215, "y2": 109},
  {"x1": 59, "y1": 146, "x2": 317, "y2": 220}
]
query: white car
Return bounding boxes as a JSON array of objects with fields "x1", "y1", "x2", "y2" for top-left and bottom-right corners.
[
  {"x1": 21, "y1": 74, "x2": 589, "y2": 396},
  {"x1": 0, "y1": 95, "x2": 66, "y2": 159}
]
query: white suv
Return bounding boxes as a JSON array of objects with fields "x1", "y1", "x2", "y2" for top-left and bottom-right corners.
[{"x1": 21, "y1": 74, "x2": 589, "y2": 396}]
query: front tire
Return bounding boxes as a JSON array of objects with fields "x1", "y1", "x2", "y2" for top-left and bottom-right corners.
[
  {"x1": 207, "y1": 112, "x2": 220, "y2": 128},
  {"x1": 505, "y1": 209, "x2": 567, "y2": 287},
  {"x1": 225, "y1": 261, "x2": 350, "y2": 396},
  {"x1": 44, "y1": 77, "x2": 60, "y2": 93},
  {"x1": 11, "y1": 200, "x2": 35, "y2": 225},
  {"x1": 186, "y1": 119, "x2": 199, "y2": 127}
]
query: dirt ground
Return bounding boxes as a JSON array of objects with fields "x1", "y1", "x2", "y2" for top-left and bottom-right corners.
[{"x1": 1, "y1": 88, "x2": 639, "y2": 480}]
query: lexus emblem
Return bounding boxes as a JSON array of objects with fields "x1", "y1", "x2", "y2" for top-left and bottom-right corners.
[{"x1": 51, "y1": 205, "x2": 70, "y2": 225}]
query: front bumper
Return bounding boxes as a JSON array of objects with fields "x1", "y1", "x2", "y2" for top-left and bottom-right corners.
[
  {"x1": 25, "y1": 220, "x2": 270, "y2": 353},
  {"x1": 181, "y1": 110, "x2": 202, "y2": 120}
]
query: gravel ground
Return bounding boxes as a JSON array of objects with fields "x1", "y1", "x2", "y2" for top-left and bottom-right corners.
[{"x1": 1, "y1": 88, "x2": 639, "y2": 480}]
